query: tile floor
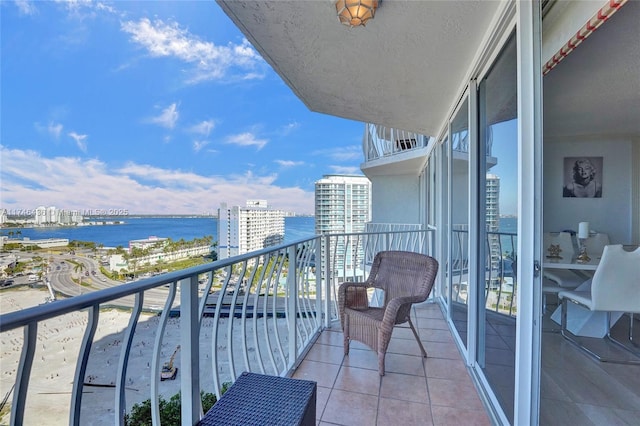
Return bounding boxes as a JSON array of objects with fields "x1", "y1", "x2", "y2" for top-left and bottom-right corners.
[
  {"x1": 292, "y1": 302, "x2": 491, "y2": 426},
  {"x1": 539, "y1": 306, "x2": 640, "y2": 425}
]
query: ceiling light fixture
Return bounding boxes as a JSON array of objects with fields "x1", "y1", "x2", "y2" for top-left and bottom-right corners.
[{"x1": 335, "y1": 0, "x2": 379, "y2": 27}]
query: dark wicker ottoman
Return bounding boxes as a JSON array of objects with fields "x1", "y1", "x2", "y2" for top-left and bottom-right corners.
[{"x1": 199, "y1": 372, "x2": 316, "y2": 426}]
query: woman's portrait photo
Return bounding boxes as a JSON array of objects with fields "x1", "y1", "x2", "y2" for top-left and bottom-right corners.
[{"x1": 563, "y1": 156, "x2": 603, "y2": 198}]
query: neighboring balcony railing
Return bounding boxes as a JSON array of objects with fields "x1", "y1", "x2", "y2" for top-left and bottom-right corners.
[
  {"x1": 451, "y1": 126, "x2": 493, "y2": 156},
  {"x1": 0, "y1": 228, "x2": 434, "y2": 425},
  {"x1": 449, "y1": 229, "x2": 518, "y2": 317},
  {"x1": 362, "y1": 123, "x2": 430, "y2": 161}
]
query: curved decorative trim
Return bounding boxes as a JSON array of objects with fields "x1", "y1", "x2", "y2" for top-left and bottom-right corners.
[{"x1": 543, "y1": 0, "x2": 628, "y2": 75}]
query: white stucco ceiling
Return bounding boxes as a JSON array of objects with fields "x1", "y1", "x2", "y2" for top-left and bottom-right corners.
[
  {"x1": 217, "y1": 1, "x2": 639, "y2": 140},
  {"x1": 217, "y1": 0, "x2": 502, "y2": 136}
]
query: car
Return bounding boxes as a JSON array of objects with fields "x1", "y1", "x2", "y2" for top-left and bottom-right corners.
[
  {"x1": 91, "y1": 271, "x2": 97, "y2": 275},
  {"x1": 28, "y1": 275, "x2": 37, "y2": 282},
  {"x1": 85, "y1": 271, "x2": 90, "y2": 276},
  {"x1": 56, "y1": 266, "x2": 61, "y2": 270}
]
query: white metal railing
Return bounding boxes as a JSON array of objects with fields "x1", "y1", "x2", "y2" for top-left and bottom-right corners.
[
  {"x1": 451, "y1": 125, "x2": 493, "y2": 156},
  {"x1": 0, "y1": 229, "x2": 433, "y2": 425},
  {"x1": 450, "y1": 229, "x2": 518, "y2": 317},
  {"x1": 362, "y1": 123, "x2": 430, "y2": 161}
]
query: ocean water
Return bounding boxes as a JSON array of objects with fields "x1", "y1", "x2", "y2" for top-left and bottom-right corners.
[{"x1": 2, "y1": 216, "x2": 316, "y2": 248}]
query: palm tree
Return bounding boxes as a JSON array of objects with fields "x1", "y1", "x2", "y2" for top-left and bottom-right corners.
[{"x1": 73, "y1": 262, "x2": 86, "y2": 294}]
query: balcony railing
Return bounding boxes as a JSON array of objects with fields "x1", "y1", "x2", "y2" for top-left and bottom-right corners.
[
  {"x1": 362, "y1": 123, "x2": 430, "y2": 161},
  {"x1": 0, "y1": 228, "x2": 434, "y2": 425},
  {"x1": 450, "y1": 229, "x2": 518, "y2": 317}
]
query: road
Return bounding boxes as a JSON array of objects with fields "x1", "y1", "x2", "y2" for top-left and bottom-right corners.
[{"x1": 6, "y1": 251, "x2": 177, "y2": 310}]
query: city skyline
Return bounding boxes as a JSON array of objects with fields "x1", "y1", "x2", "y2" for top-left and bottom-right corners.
[{"x1": 0, "y1": 1, "x2": 365, "y2": 216}]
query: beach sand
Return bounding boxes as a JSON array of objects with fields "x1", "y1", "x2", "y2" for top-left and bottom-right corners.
[{"x1": 0, "y1": 287, "x2": 228, "y2": 425}]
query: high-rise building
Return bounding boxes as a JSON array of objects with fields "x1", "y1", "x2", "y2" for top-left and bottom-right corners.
[
  {"x1": 315, "y1": 175, "x2": 371, "y2": 274},
  {"x1": 485, "y1": 174, "x2": 502, "y2": 288},
  {"x1": 315, "y1": 175, "x2": 371, "y2": 235},
  {"x1": 485, "y1": 173, "x2": 500, "y2": 233},
  {"x1": 34, "y1": 206, "x2": 47, "y2": 225},
  {"x1": 217, "y1": 200, "x2": 285, "y2": 259}
]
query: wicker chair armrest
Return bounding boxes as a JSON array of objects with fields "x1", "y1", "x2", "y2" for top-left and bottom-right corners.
[
  {"x1": 338, "y1": 281, "x2": 377, "y2": 311},
  {"x1": 382, "y1": 296, "x2": 420, "y2": 326}
]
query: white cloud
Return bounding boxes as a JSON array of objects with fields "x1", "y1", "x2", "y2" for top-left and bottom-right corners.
[
  {"x1": 148, "y1": 103, "x2": 179, "y2": 129},
  {"x1": 329, "y1": 165, "x2": 361, "y2": 174},
  {"x1": 0, "y1": 147, "x2": 315, "y2": 214},
  {"x1": 275, "y1": 160, "x2": 304, "y2": 168},
  {"x1": 14, "y1": 0, "x2": 37, "y2": 15},
  {"x1": 48, "y1": 122, "x2": 64, "y2": 139},
  {"x1": 193, "y1": 140, "x2": 210, "y2": 152},
  {"x1": 281, "y1": 121, "x2": 300, "y2": 135},
  {"x1": 121, "y1": 18, "x2": 264, "y2": 83},
  {"x1": 189, "y1": 120, "x2": 215, "y2": 136},
  {"x1": 314, "y1": 145, "x2": 362, "y2": 161},
  {"x1": 68, "y1": 131, "x2": 88, "y2": 152},
  {"x1": 95, "y1": 2, "x2": 116, "y2": 14},
  {"x1": 225, "y1": 132, "x2": 268, "y2": 150}
]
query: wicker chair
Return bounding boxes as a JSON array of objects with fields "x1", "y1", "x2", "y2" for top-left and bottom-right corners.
[{"x1": 338, "y1": 251, "x2": 439, "y2": 375}]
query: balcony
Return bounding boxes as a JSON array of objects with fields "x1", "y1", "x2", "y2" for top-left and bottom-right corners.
[
  {"x1": 361, "y1": 124, "x2": 431, "y2": 177},
  {"x1": 293, "y1": 305, "x2": 490, "y2": 425},
  {"x1": 0, "y1": 228, "x2": 491, "y2": 425}
]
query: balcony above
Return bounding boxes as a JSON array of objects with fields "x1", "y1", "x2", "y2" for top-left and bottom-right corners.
[{"x1": 361, "y1": 124, "x2": 432, "y2": 177}]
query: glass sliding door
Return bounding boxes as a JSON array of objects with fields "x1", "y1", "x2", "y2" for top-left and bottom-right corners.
[
  {"x1": 476, "y1": 31, "x2": 518, "y2": 423},
  {"x1": 450, "y1": 98, "x2": 470, "y2": 348},
  {"x1": 439, "y1": 136, "x2": 449, "y2": 306}
]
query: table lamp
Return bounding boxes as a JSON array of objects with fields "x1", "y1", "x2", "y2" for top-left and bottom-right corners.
[{"x1": 576, "y1": 221, "x2": 591, "y2": 263}]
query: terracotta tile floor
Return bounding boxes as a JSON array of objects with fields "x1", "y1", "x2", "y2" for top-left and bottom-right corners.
[{"x1": 292, "y1": 302, "x2": 492, "y2": 426}]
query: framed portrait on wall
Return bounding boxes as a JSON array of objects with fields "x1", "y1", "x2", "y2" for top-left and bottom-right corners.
[{"x1": 563, "y1": 156, "x2": 603, "y2": 198}]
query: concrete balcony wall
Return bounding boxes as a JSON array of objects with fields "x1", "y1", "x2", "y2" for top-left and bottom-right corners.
[{"x1": 369, "y1": 175, "x2": 422, "y2": 225}]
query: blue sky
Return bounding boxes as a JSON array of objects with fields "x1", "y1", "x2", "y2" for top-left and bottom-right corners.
[{"x1": 1, "y1": 1, "x2": 365, "y2": 215}]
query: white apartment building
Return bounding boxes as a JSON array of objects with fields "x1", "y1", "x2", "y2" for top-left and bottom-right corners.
[
  {"x1": 58, "y1": 209, "x2": 83, "y2": 225},
  {"x1": 217, "y1": 201, "x2": 285, "y2": 259},
  {"x1": 34, "y1": 206, "x2": 47, "y2": 225},
  {"x1": 315, "y1": 175, "x2": 371, "y2": 274},
  {"x1": 129, "y1": 236, "x2": 168, "y2": 251},
  {"x1": 315, "y1": 175, "x2": 371, "y2": 235}
]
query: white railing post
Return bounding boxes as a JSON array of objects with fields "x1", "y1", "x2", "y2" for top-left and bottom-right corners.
[
  {"x1": 287, "y1": 246, "x2": 297, "y2": 370},
  {"x1": 180, "y1": 275, "x2": 200, "y2": 425},
  {"x1": 314, "y1": 238, "x2": 322, "y2": 331},
  {"x1": 323, "y1": 234, "x2": 332, "y2": 328}
]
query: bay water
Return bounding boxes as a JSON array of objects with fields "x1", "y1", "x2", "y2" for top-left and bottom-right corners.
[{"x1": 3, "y1": 216, "x2": 316, "y2": 248}]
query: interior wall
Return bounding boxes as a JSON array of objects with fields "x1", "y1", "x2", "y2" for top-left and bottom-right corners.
[
  {"x1": 543, "y1": 137, "x2": 635, "y2": 244},
  {"x1": 370, "y1": 175, "x2": 420, "y2": 224}
]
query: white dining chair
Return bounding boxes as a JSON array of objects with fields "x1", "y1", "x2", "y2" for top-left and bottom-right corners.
[{"x1": 558, "y1": 244, "x2": 640, "y2": 364}]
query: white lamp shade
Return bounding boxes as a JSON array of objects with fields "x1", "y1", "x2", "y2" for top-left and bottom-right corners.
[{"x1": 578, "y1": 222, "x2": 590, "y2": 239}]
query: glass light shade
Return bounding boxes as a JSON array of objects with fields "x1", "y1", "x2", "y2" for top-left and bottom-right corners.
[
  {"x1": 335, "y1": 0, "x2": 378, "y2": 27},
  {"x1": 578, "y1": 222, "x2": 590, "y2": 239}
]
